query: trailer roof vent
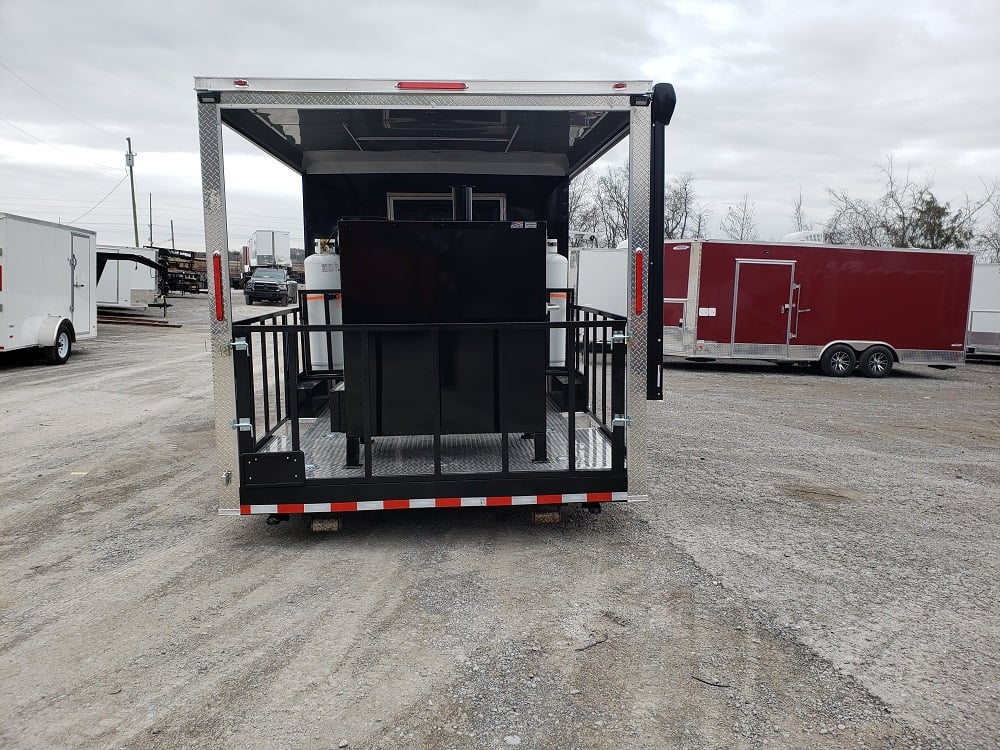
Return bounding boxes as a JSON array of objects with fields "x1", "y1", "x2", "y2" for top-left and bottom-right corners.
[{"x1": 395, "y1": 81, "x2": 468, "y2": 91}]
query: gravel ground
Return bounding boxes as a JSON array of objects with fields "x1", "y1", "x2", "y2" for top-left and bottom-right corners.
[{"x1": 0, "y1": 294, "x2": 997, "y2": 749}]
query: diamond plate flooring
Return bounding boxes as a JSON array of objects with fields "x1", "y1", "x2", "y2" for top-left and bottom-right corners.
[{"x1": 260, "y1": 400, "x2": 614, "y2": 479}]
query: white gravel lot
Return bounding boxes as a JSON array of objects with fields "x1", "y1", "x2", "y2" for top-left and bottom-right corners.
[{"x1": 0, "y1": 294, "x2": 996, "y2": 749}]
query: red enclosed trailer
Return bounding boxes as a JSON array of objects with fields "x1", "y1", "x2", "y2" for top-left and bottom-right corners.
[{"x1": 662, "y1": 239, "x2": 974, "y2": 377}]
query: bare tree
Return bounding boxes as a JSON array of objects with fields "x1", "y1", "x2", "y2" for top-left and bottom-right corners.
[
  {"x1": 825, "y1": 156, "x2": 995, "y2": 249},
  {"x1": 593, "y1": 163, "x2": 629, "y2": 247},
  {"x1": 574, "y1": 164, "x2": 711, "y2": 245},
  {"x1": 689, "y1": 207, "x2": 712, "y2": 239},
  {"x1": 720, "y1": 194, "x2": 759, "y2": 240},
  {"x1": 791, "y1": 190, "x2": 810, "y2": 233},
  {"x1": 664, "y1": 172, "x2": 711, "y2": 239},
  {"x1": 976, "y1": 188, "x2": 1000, "y2": 262},
  {"x1": 569, "y1": 170, "x2": 600, "y2": 237},
  {"x1": 664, "y1": 173, "x2": 695, "y2": 239}
]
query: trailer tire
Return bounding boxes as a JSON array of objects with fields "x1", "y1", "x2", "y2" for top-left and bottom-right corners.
[
  {"x1": 245, "y1": 294, "x2": 253, "y2": 305},
  {"x1": 859, "y1": 345, "x2": 893, "y2": 378},
  {"x1": 45, "y1": 324, "x2": 73, "y2": 365},
  {"x1": 820, "y1": 344, "x2": 856, "y2": 377}
]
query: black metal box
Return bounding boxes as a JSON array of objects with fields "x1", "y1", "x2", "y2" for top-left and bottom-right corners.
[{"x1": 339, "y1": 220, "x2": 547, "y2": 437}]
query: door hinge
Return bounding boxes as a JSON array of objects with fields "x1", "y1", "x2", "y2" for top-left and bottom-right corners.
[
  {"x1": 611, "y1": 414, "x2": 633, "y2": 428},
  {"x1": 611, "y1": 331, "x2": 630, "y2": 345},
  {"x1": 227, "y1": 338, "x2": 248, "y2": 352},
  {"x1": 230, "y1": 418, "x2": 253, "y2": 433}
]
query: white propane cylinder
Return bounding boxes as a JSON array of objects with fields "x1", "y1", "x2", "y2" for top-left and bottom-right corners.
[
  {"x1": 304, "y1": 244, "x2": 343, "y2": 370},
  {"x1": 546, "y1": 238, "x2": 568, "y2": 366}
]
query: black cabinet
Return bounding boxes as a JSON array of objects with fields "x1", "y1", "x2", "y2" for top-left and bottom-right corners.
[{"x1": 339, "y1": 220, "x2": 547, "y2": 437}]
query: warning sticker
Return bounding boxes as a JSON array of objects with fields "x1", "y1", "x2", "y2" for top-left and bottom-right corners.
[{"x1": 510, "y1": 221, "x2": 524, "y2": 229}]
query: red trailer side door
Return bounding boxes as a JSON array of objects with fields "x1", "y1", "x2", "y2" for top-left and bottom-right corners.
[{"x1": 731, "y1": 260, "x2": 795, "y2": 357}]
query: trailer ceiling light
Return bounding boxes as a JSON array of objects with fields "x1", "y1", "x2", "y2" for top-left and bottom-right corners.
[
  {"x1": 396, "y1": 81, "x2": 468, "y2": 91},
  {"x1": 233, "y1": 79, "x2": 249, "y2": 88}
]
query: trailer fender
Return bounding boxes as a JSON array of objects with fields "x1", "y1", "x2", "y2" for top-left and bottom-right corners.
[
  {"x1": 819, "y1": 340, "x2": 897, "y2": 362},
  {"x1": 36, "y1": 316, "x2": 75, "y2": 347}
]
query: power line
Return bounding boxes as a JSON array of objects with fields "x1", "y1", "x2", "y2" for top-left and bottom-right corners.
[
  {"x1": 0, "y1": 58, "x2": 120, "y2": 141},
  {"x1": 0, "y1": 118, "x2": 122, "y2": 171},
  {"x1": 69, "y1": 174, "x2": 129, "y2": 224}
]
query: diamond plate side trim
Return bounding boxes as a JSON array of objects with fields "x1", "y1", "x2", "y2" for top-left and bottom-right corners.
[
  {"x1": 199, "y1": 100, "x2": 239, "y2": 513},
  {"x1": 627, "y1": 103, "x2": 652, "y2": 497}
]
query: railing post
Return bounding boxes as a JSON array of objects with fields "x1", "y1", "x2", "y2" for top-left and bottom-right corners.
[
  {"x1": 232, "y1": 328, "x2": 255, "y2": 456},
  {"x1": 611, "y1": 321, "x2": 627, "y2": 472},
  {"x1": 566, "y1": 318, "x2": 576, "y2": 471},
  {"x1": 285, "y1": 322, "x2": 300, "y2": 452}
]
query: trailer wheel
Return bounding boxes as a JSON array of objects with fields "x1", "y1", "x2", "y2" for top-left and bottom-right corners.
[
  {"x1": 859, "y1": 345, "x2": 893, "y2": 378},
  {"x1": 244, "y1": 294, "x2": 253, "y2": 305},
  {"x1": 45, "y1": 324, "x2": 72, "y2": 365},
  {"x1": 819, "y1": 344, "x2": 856, "y2": 377}
]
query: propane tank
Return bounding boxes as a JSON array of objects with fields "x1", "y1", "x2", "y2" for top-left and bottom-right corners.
[
  {"x1": 304, "y1": 240, "x2": 343, "y2": 370},
  {"x1": 546, "y1": 238, "x2": 568, "y2": 367}
]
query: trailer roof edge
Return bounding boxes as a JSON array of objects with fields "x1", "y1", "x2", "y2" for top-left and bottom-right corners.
[{"x1": 193, "y1": 77, "x2": 655, "y2": 96}]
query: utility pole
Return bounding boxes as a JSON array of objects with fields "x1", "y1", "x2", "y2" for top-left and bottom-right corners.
[
  {"x1": 148, "y1": 193, "x2": 153, "y2": 246},
  {"x1": 170, "y1": 219, "x2": 175, "y2": 249},
  {"x1": 126, "y1": 138, "x2": 139, "y2": 247}
]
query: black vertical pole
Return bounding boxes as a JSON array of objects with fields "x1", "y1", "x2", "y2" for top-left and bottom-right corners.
[
  {"x1": 647, "y1": 83, "x2": 676, "y2": 401},
  {"x1": 452, "y1": 186, "x2": 473, "y2": 221}
]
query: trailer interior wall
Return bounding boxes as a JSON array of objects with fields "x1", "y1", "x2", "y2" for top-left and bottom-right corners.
[
  {"x1": 303, "y1": 174, "x2": 569, "y2": 252},
  {"x1": 196, "y1": 79, "x2": 669, "y2": 515}
]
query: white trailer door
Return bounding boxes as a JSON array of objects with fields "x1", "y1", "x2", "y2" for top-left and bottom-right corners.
[{"x1": 71, "y1": 233, "x2": 92, "y2": 335}]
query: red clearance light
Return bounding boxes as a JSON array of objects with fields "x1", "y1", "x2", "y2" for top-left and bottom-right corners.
[
  {"x1": 233, "y1": 79, "x2": 249, "y2": 88},
  {"x1": 395, "y1": 81, "x2": 468, "y2": 91},
  {"x1": 635, "y1": 250, "x2": 644, "y2": 315},
  {"x1": 212, "y1": 252, "x2": 225, "y2": 321},
  {"x1": 612, "y1": 82, "x2": 627, "y2": 90}
]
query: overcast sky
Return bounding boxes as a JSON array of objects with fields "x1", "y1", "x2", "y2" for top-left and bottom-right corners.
[{"x1": 1, "y1": 0, "x2": 998, "y2": 250}]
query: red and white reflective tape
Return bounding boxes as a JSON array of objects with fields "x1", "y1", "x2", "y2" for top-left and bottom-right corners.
[{"x1": 224, "y1": 492, "x2": 631, "y2": 516}]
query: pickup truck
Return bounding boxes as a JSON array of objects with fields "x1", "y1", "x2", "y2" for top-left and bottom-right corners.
[{"x1": 243, "y1": 266, "x2": 295, "y2": 305}]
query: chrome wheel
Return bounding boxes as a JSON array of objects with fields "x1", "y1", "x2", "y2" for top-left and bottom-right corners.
[
  {"x1": 820, "y1": 344, "x2": 856, "y2": 377},
  {"x1": 860, "y1": 346, "x2": 893, "y2": 378}
]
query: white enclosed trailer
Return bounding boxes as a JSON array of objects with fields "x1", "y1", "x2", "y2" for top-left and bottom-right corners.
[
  {"x1": 0, "y1": 213, "x2": 96, "y2": 364},
  {"x1": 253, "y1": 230, "x2": 291, "y2": 267},
  {"x1": 968, "y1": 263, "x2": 1000, "y2": 357},
  {"x1": 96, "y1": 244, "x2": 159, "y2": 310}
]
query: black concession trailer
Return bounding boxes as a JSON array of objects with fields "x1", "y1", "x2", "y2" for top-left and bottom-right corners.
[{"x1": 195, "y1": 78, "x2": 675, "y2": 528}]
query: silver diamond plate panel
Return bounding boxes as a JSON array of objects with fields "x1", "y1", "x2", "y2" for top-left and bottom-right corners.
[
  {"x1": 896, "y1": 349, "x2": 966, "y2": 365},
  {"x1": 627, "y1": 103, "x2": 652, "y2": 497},
  {"x1": 663, "y1": 326, "x2": 687, "y2": 353},
  {"x1": 732, "y1": 343, "x2": 789, "y2": 358},
  {"x1": 199, "y1": 101, "x2": 239, "y2": 510},
  {"x1": 672, "y1": 343, "x2": 964, "y2": 367},
  {"x1": 219, "y1": 92, "x2": 636, "y2": 111},
  {"x1": 262, "y1": 402, "x2": 612, "y2": 479}
]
